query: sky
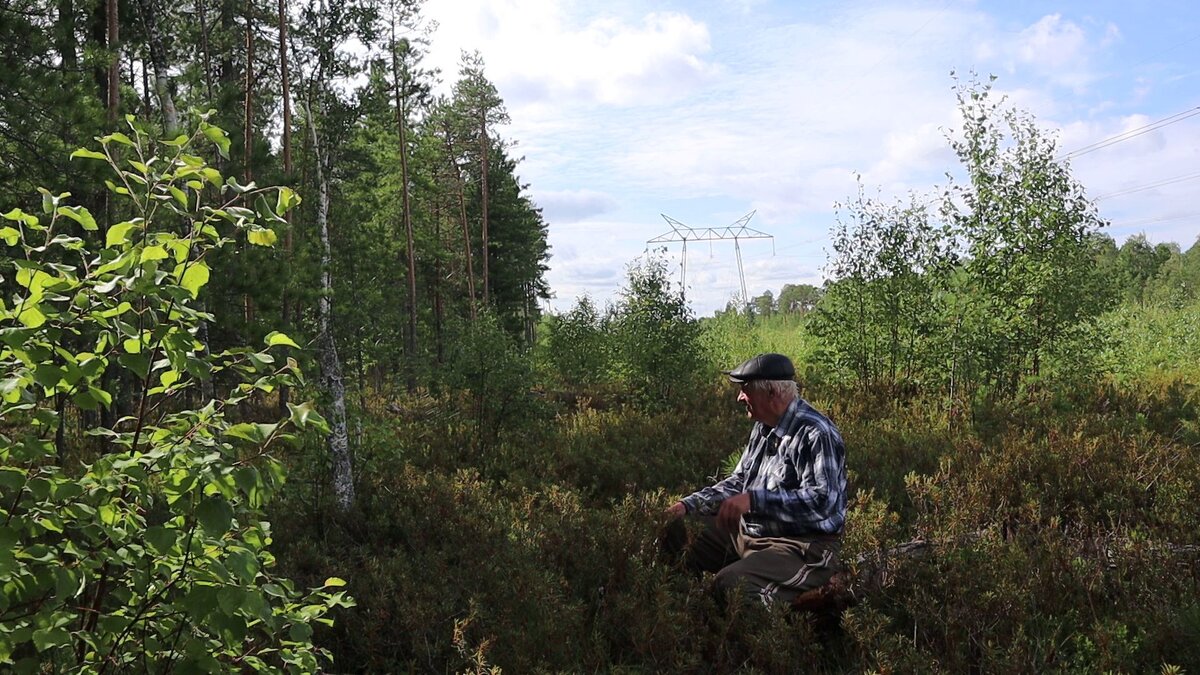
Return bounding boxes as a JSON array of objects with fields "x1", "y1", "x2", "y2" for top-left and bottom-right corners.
[{"x1": 417, "y1": 0, "x2": 1200, "y2": 316}]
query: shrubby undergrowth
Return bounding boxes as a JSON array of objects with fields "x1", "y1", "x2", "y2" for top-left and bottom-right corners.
[{"x1": 269, "y1": 248, "x2": 1200, "y2": 672}]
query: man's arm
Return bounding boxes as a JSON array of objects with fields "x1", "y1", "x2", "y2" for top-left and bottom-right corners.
[{"x1": 675, "y1": 441, "x2": 753, "y2": 517}]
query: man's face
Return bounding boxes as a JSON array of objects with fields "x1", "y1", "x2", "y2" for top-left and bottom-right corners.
[{"x1": 737, "y1": 383, "x2": 774, "y2": 424}]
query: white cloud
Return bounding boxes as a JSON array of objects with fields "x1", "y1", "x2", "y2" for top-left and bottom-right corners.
[
  {"x1": 988, "y1": 13, "x2": 1117, "y2": 91},
  {"x1": 1017, "y1": 14, "x2": 1087, "y2": 70},
  {"x1": 424, "y1": 1, "x2": 717, "y2": 108},
  {"x1": 536, "y1": 189, "x2": 619, "y2": 224}
]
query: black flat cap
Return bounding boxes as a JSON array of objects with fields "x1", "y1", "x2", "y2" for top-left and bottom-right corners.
[{"x1": 723, "y1": 353, "x2": 795, "y2": 383}]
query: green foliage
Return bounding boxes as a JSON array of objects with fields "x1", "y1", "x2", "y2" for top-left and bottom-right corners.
[
  {"x1": 538, "y1": 255, "x2": 708, "y2": 410},
  {"x1": 810, "y1": 76, "x2": 1114, "y2": 398},
  {"x1": 0, "y1": 116, "x2": 351, "y2": 671},
  {"x1": 606, "y1": 255, "x2": 705, "y2": 408},
  {"x1": 541, "y1": 296, "x2": 608, "y2": 391},
  {"x1": 811, "y1": 185, "x2": 950, "y2": 391},
  {"x1": 944, "y1": 75, "x2": 1113, "y2": 392},
  {"x1": 777, "y1": 283, "x2": 822, "y2": 315},
  {"x1": 442, "y1": 310, "x2": 547, "y2": 456},
  {"x1": 1098, "y1": 300, "x2": 1200, "y2": 383},
  {"x1": 699, "y1": 311, "x2": 819, "y2": 381}
]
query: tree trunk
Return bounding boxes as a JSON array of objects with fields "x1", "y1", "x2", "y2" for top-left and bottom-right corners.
[
  {"x1": 198, "y1": 0, "x2": 214, "y2": 102},
  {"x1": 306, "y1": 102, "x2": 354, "y2": 512},
  {"x1": 455, "y1": 164, "x2": 476, "y2": 321},
  {"x1": 277, "y1": 0, "x2": 293, "y2": 415},
  {"x1": 441, "y1": 125, "x2": 476, "y2": 321},
  {"x1": 243, "y1": 0, "x2": 254, "y2": 181},
  {"x1": 56, "y1": 0, "x2": 76, "y2": 72},
  {"x1": 391, "y1": 19, "x2": 418, "y2": 392},
  {"x1": 106, "y1": 0, "x2": 119, "y2": 122},
  {"x1": 89, "y1": 0, "x2": 107, "y2": 105},
  {"x1": 479, "y1": 115, "x2": 490, "y2": 305},
  {"x1": 138, "y1": 0, "x2": 178, "y2": 134}
]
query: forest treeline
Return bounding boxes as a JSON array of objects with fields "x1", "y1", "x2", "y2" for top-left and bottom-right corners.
[{"x1": 2, "y1": 0, "x2": 1199, "y2": 671}]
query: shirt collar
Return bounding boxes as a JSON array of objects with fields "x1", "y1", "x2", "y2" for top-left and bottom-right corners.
[{"x1": 760, "y1": 397, "x2": 804, "y2": 441}]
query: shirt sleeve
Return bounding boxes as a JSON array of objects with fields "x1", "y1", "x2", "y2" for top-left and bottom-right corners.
[
  {"x1": 679, "y1": 436, "x2": 753, "y2": 516},
  {"x1": 747, "y1": 426, "x2": 845, "y2": 528}
]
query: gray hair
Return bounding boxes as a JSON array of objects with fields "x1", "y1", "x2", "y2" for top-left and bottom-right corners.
[{"x1": 745, "y1": 378, "x2": 798, "y2": 401}]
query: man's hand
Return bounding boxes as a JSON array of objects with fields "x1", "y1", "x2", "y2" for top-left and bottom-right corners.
[
  {"x1": 666, "y1": 502, "x2": 687, "y2": 519},
  {"x1": 716, "y1": 493, "x2": 750, "y2": 534}
]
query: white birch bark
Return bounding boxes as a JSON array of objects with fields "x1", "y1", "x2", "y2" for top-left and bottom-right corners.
[{"x1": 305, "y1": 101, "x2": 354, "y2": 511}]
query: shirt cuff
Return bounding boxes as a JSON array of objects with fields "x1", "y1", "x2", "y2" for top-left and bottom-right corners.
[{"x1": 747, "y1": 488, "x2": 767, "y2": 514}]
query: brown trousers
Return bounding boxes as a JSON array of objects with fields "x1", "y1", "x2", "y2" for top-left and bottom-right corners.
[{"x1": 662, "y1": 516, "x2": 841, "y2": 606}]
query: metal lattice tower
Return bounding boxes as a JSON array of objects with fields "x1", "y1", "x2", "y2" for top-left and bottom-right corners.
[{"x1": 647, "y1": 211, "x2": 774, "y2": 303}]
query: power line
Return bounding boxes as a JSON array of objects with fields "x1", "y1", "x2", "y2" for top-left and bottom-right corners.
[
  {"x1": 1108, "y1": 211, "x2": 1200, "y2": 230},
  {"x1": 1094, "y1": 170, "x2": 1200, "y2": 201},
  {"x1": 1059, "y1": 105, "x2": 1200, "y2": 160}
]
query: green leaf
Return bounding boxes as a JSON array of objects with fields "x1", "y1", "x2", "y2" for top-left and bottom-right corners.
[
  {"x1": 56, "y1": 205, "x2": 98, "y2": 231},
  {"x1": 32, "y1": 627, "x2": 70, "y2": 651},
  {"x1": 265, "y1": 331, "x2": 300, "y2": 349},
  {"x1": 70, "y1": 147, "x2": 108, "y2": 161},
  {"x1": 16, "y1": 303, "x2": 46, "y2": 328},
  {"x1": 145, "y1": 526, "x2": 178, "y2": 554},
  {"x1": 168, "y1": 185, "x2": 189, "y2": 208},
  {"x1": 106, "y1": 220, "x2": 140, "y2": 248},
  {"x1": 247, "y1": 226, "x2": 277, "y2": 246},
  {"x1": 2, "y1": 208, "x2": 38, "y2": 227},
  {"x1": 32, "y1": 363, "x2": 65, "y2": 389},
  {"x1": 286, "y1": 401, "x2": 316, "y2": 428},
  {"x1": 141, "y1": 245, "x2": 169, "y2": 262},
  {"x1": 117, "y1": 352, "x2": 150, "y2": 379},
  {"x1": 160, "y1": 369, "x2": 180, "y2": 388},
  {"x1": 202, "y1": 124, "x2": 232, "y2": 158},
  {"x1": 276, "y1": 186, "x2": 300, "y2": 213},
  {"x1": 98, "y1": 503, "x2": 119, "y2": 526},
  {"x1": 196, "y1": 496, "x2": 233, "y2": 536},
  {"x1": 54, "y1": 566, "x2": 83, "y2": 600},
  {"x1": 323, "y1": 577, "x2": 347, "y2": 588},
  {"x1": 200, "y1": 167, "x2": 222, "y2": 187},
  {"x1": 289, "y1": 622, "x2": 313, "y2": 642},
  {"x1": 226, "y1": 549, "x2": 259, "y2": 583},
  {"x1": 161, "y1": 133, "x2": 189, "y2": 147},
  {"x1": 103, "y1": 132, "x2": 134, "y2": 146},
  {"x1": 0, "y1": 469, "x2": 25, "y2": 491},
  {"x1": 36, "y1": 517, "x2": 62, "y2": 533},
  {"x1": 0, "y1": 226, "x2": 19, "y2": 245},
  {"x1": 178, "y1": 261, "x2": 210, "y2": 298},
  {"x1": 226, "y1": 422, "x2": 276, "y2": 444}
]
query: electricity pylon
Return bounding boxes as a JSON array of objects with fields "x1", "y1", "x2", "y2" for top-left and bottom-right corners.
[{"x1": 647, "y1": 211, "x2": 774, "y2": 304}]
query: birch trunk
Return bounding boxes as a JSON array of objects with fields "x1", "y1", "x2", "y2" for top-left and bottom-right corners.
[
  {"x1": 278, "y1": 0, "x2": 293, "y2": 414},
  {"x1": 137, "y1": 0, "x2": 178, "y2": 134},
  {"x1": 306, "y1": 103, "x2": 354, "y2": 511}
]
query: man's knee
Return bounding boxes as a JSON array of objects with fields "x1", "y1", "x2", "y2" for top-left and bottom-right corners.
[{"x1": 714, "y1": 563, "x2": 758, "y2": 594}]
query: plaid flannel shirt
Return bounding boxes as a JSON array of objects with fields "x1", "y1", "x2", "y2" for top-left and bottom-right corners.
[{"x1": 681, "y1": 397, "x2": 847, "y2": 537}]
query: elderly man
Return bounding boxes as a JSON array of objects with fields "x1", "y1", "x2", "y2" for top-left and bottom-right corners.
[{"x1": 664, "y1": 353, "x2": 847, "y2": 606}]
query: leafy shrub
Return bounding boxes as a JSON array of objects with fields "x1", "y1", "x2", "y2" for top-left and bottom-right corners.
[
  {"x1": 0, "y1": 116, "x2": 350, "y2": 671},
  {"x1": 607, "y1": 255, "x2": 705, "y2": 409}
]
